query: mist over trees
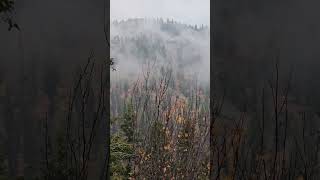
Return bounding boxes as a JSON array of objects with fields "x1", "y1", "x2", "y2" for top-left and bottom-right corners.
[
  {"x1": 110, "y1": 19, "x2": 210, "y2": 179},
  {"x1": 110, "y1": 18, "x2": 209, "y2": 84},
  {"x1": 2, "y1": 0, "x2": 320, "y2": 179},
  {"x1": 111, "y1": 1, "x2": 320, "y2": 178}
]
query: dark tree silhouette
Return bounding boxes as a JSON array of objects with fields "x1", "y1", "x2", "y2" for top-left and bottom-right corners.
[{"x1": 0, "y1": 0, "x2": 19, "y2": 31}]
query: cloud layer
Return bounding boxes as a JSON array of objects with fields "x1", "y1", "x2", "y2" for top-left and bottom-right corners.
[{"x1": 111, "y1": 0, "x2": 210, "y2": 26}]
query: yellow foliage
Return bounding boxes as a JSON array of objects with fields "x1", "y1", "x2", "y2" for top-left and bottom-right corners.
[
  {"x1": 164, "y1": 144, "x2": 171, "y2": 151},
  {"x1": 177, "y1": 116, "x2": 183, "y2": 124}
]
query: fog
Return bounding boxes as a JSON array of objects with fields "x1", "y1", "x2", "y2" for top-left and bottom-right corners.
[
  {"x1": 2, "y1": 0, "x2": 320, "y2": 179},
  {"x1": 110, "y1": 0, "x2": 210, "y2": 84},
  {"x1": 111, "y1": 0, "x2": 210, "y2": 26},
  {"x1": 110, "y1": 19, "x2": 210, "y2": 84}
]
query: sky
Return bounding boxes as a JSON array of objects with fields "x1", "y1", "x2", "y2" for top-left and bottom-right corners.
[{"x1": 111, "y1": 0, "x2": 210, "y2": 26}]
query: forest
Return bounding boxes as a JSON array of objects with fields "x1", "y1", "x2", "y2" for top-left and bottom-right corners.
[
  {"x1": 109, "y1": 18, "x2": 320, "y2": 179},
  {"x1": 110, "y1": 19, "x2": 210, "y2": 179},
  {"x1": 1, "y1": 0, "x2": 320, "y2": 179}
]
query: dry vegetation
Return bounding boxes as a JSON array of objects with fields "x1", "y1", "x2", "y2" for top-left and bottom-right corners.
[{"x1": 111, "y1": 61, "x2": 210, "y2": 179}]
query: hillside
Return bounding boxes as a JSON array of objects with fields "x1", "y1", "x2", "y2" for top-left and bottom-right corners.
[
  {"x1": 110, "y1": 19, "x2": 210, "y2": 178},
  {"x1": 110, "y1": 18, "x2": 320, "y2": 179},
  {"x1": 110, "y1": 18, "x2": 209, "y2": 82}
]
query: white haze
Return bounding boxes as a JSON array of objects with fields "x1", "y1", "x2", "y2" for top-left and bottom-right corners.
[
  {"x1": 111, "y1": 0, "x2": 210, "y2": 26},
  {"x1": 110, "y1": 19, "x2": 210, "y2": 84}
]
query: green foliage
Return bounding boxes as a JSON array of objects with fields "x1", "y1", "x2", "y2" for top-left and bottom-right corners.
[
  {"x1": 111, "y1": 103, "x2": 136, "y2": 179},
  {"x1": 110, "y1": 134, "x2": 134, "y2": 179},
  {"x1": 120, "y1": 104, "x2": 135, "y2": 143}
]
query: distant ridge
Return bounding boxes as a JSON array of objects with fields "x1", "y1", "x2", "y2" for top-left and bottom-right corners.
[
  {"x1": 110, "y1": 17, "x2": 210, "y2": 83},
  {"x1": 111, "y1": 18, "x2": 209, "y2": 32}
]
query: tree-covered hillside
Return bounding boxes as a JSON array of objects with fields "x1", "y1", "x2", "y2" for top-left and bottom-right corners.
[{"x1": 110, "y1": 19, "x2": 210, "y2": 179}]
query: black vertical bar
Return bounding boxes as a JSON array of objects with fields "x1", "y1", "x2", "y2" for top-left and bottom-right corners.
[
  {"x1": 210, "y1": 0, "x2": 215, "y2": 179},
  {"x1": 101, "y1": 0, "x2": 110, "y2": 179}
]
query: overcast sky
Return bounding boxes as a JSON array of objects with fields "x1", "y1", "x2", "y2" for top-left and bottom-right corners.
[{"x1": 111, "y1": 0, "x2": 210, "y2": 26}]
